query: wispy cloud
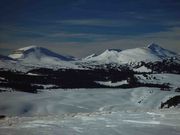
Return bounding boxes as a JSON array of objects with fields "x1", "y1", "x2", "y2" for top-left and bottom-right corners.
[
  {"x1": 1, "y1": 19, "x2": 180, "y2": 57},
  {"x1": 2, "y1": 26, "x2": 180, "y2": 57},
  {"x1": 57, "y1": 19, "x2": 137, "y2": 27},
  {"x1": 78, "y1": 26, "x2": 180, "y2": 55},
  {"x1": 48, "y1": 26, "x2": 180, "y2": 57}
]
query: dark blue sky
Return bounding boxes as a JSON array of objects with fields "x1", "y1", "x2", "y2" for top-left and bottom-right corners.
[{"x1": 0, "y1": 0, "x2": 180, "y2": 57}]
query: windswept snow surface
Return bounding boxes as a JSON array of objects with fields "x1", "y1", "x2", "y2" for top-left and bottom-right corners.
[
  {"x1": 0, "y1": 88, "x2": 180, "y2": 135},
  {"x1": 0, "y1": 109, "x2": 180, "y2": 135}
]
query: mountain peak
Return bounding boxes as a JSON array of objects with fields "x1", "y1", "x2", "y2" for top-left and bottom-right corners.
[
  {"x1": 146, "y1": 43, "x2": 177, "y2": 58},
  {"x1": 105, "y1": 49, "x2": 122, "y2": 52},
  {"x1": 9, "y1": 46, "x2": 75, "y2": 61},
  {"x1": 147, "y1": 43, "x2": 161, "y2": 50},
  {"x1": 18, "y1": 45, "x2": 38, "y2": 51}
]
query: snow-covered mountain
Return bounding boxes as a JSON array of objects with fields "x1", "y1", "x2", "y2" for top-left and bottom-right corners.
[
  {"x1": 0, "y1": 43, "x2": 179, "y2": 72},
  {"x1": 84, "y1": 43, "x2": 178, "y2": 64},
  {"x1": 147, "y1": 43, "x2": 177, "y2": 58},
  {"x1": 2, "y1": 46, "x2": 79, "y2": 71},
  {"x1": 9, "y1": 46, "x2": 74, "y2": 61},
  {"x1": 6, "y1": 44, "x2": 179, "y2": 65}
]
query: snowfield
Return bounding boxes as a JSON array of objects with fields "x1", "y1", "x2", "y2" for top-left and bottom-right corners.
[
  {"x1": 0, "y1": 109, "x2": 180, "y2": 135},
  {"x1": 0, "y1": 87, "x2": 180, "y2": 135},
  {"x1": 0, "y1": 88, "x2": 179, "y2": 116}
]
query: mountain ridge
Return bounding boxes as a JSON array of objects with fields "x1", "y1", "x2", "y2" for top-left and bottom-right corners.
[
  {"x1": 0, "y1": 43, "x2": 179, "y2": 72},
  {"x1": 9, "y1": 46, "x2": 74, "y2": 61},
  {"x1": 84, "y1": 43, "x2": 178, "y2": 64}
]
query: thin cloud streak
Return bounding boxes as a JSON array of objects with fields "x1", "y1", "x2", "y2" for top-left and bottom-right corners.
[
  {"x1": 1, "y1": 26, "x2": 180, "y2": 57},
  {"x1": 57, "y1": 19, "x2": 137, "y2": 27}
]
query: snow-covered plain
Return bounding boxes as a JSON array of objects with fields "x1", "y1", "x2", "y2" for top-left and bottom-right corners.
[
  {"x1": 0, "y1": 87, "x2": 180, "y2": 135},
  {"x1": 0, "y1": 109, "x2": 180, "y2": 135}
]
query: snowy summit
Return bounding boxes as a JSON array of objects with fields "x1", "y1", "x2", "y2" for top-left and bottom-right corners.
[
  {"x1": 9, "y1": 46, "x2": 74, "y2": 61},
  {"x1": 84, "y1": 43, "x2": 178, "y2": 64}
]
